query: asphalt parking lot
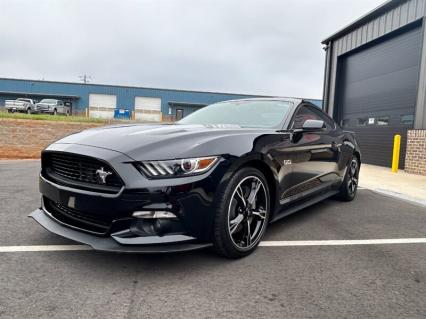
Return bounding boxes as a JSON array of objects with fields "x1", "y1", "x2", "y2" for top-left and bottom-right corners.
[{"x1": 1, "y1": 160, "x2": 425, "y2": 319}]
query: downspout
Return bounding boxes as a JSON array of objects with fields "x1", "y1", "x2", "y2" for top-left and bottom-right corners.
[{"x1": 322, "y1": 41, "x2": 332, "y2": 115}]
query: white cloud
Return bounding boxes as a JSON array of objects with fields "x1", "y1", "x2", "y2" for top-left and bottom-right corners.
[{"x1": 0, "y1": 0, "x2": 384, "y2": 98}]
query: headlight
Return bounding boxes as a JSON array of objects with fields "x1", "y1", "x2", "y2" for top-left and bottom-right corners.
[{"x1": 134, "y1": 156, "x2": 219, "y2": 178}]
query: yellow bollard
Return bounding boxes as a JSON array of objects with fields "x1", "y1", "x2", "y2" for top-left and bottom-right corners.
[{"x1": 391, "y1": 134, "x2": 401, "y2": 173}]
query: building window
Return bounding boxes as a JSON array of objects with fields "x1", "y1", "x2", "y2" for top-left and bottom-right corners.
[
  {"x1": 377, "y1": 116, "x2": 389, "y2": 126},
  {"x1": 341, "y1": 119, "x2": 350, "y2": 128},
  {"x1": 357, "y1": 118, "x2": 368, "y2": 126},
  {"x1": 400, "y1": 114, "x2": 414, "y2": 126}
]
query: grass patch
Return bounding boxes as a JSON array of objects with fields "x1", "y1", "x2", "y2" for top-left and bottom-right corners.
[{"x1": 0, "y1": 111, "x2": 108, "y2": 123}]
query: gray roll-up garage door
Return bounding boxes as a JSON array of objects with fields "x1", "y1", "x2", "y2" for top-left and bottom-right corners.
[{"x1": 336, "y1": 25, "x2": 422, "y2": 168}]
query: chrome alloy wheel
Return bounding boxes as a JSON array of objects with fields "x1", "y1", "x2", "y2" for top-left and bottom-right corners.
[
  {"x1": 227, "y1": 176, "x2": 268, "y2": 249},
  {"x1": 347, "y1": 158, "x2": 359, "y2": 195}
]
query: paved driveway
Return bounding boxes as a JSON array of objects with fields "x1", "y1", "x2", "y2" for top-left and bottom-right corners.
[{"x1": 1, "y1": 160, "x2": 425, "y2": 318}]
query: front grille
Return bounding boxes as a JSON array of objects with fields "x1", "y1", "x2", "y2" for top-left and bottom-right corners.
[
  {"x1": 43, "y1": 152, "x2": 123, "y2": 192},
  {"x1": 44, "y1": 197, "x2": 112, "y2": 234}
]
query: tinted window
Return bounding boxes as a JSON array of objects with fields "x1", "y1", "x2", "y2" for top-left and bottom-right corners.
[
  {"x1": 178, "y1": 100, "x2": 292, "y2": 128},
  {"x1": 377, "y1": 116, "x2": 389, "y2": 126},
  {"x1": 400, "y1": 114, "x2": 414, "y2": 125},
  {"x1": 291, "y1": 105, "x2": 334, "y2": 130},
  {"x1": 357, "y1": 118, "x2": 368, "y2": 126},
  {"x1": 341, "y1": 119, "x2": 350, "y2": 128}
]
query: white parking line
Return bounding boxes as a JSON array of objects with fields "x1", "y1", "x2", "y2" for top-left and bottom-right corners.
[
  {"x1": 1, "y1": 238, "x2": 426, "y2": 252},
  {"x1": 259, "y1": 238, "x2": 426, "y2": 246},
  {"x1": 0, "y1": 245, "x2": 91, "y2": 252}
]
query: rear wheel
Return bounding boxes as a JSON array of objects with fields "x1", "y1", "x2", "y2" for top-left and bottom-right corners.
[
  {"x1": 213, "y1": 167, "x2": 270, "y2": 258},
  {"x1": 337, "y1": 156, "x2": 359, "y2": 201}
]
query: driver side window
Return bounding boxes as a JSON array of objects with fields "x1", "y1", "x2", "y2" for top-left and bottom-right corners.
[
  {"x1": 291, "y1": 105, "x2": 335, "y2": 130},
  {"x1": 291, "y1": 106, "x2": 322, "y2": 129}
]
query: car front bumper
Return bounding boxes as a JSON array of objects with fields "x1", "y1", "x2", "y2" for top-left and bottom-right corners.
[
  {"x1": 30, "y1": 143, "x2": 230, "y2": 253},
  {"x1": 37, "y1": 108, "x2": 52, "y2": 113},
  {"x1": 29, "y1": 209, "x2": 212, "y2": 253}
]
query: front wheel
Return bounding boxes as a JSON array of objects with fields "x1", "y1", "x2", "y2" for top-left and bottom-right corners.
[
  {"x1": 213, "y1": 167, "x2": 270, "y2": 258},
  {"x1": 337, "y1": 156, "x2": 359, "y2": 201}
]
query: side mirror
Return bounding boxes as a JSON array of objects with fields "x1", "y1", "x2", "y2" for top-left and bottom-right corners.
[
  {"x1": 302, "y1": 119, "x2": 325, "y2": 131},
  {"x1": 291, "y1": 119, "x2": 325, "y2": 142}
]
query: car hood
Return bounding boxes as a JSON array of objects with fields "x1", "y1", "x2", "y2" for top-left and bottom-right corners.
[
  {"x1": 54, "y1": 123, "x2": 276, "y2": 160},
  {"x1": 36, "y1": 103, "x2": 54, "y2": 106}
]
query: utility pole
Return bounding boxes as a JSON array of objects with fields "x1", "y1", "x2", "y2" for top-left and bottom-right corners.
[{"x1": 79, "y1": 74, "x2": 92, "y2": 84}]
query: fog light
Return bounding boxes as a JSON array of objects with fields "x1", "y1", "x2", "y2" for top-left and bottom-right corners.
[{"x1": 132, "y1": 210, "x2": 177, "y2": 219}]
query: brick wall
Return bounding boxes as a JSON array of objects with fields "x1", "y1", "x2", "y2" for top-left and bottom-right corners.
[
  {"x1": 0, "y1": 118, "x2": 103, "y2": 159},
  {"x1": 405, "y1": 129, "x2": 426, "y2": 176}
]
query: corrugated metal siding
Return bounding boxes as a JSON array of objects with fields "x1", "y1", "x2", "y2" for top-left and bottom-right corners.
[
  {"x1": 305, "y1": 99, "x2": 322, "y2": 108},
  {"x1": 336, "y1": 25, "x2": 422, "y2": 168},
  {"x1": 324, "y1": 0, "x2": 426, "y2": 119},
  {"x1": 0, "y1": 78, "x2": 322, "y2": 117},
  {"x1": 0, "y1": 79, "x2": 263, "y2": 115},
  {"x1": 334, "y1": 0, "x2": 425, "y2": 56}
]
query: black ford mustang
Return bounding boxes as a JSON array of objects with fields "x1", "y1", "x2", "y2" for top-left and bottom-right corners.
[{"x1": 30, "y1": 98, "x2": 361, "y2": 258}]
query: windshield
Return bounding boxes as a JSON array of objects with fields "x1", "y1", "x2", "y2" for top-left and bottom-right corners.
[
  {"x1": 178, "y1": 100, "x2": 291, "y2": 128},
  {"x1": 40, "y1": 99, "x2": 56, "y2": 104}
]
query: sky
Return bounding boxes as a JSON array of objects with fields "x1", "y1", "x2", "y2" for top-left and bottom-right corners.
[{"x1": 0, "y1": 0, "x2": 385, "y2": 99}]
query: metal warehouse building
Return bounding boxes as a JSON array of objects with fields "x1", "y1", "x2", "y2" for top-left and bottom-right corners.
[
  {"x1": 323, "y1": 0, "x2": 426, "y2": 172},
  {"x1": 0, "y1": 78, "x2": 321, "y2": 121}
]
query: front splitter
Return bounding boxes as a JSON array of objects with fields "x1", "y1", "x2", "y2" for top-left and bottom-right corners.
[{"x1": 29, "y1": 209, "x2": 212, "y2": 253}]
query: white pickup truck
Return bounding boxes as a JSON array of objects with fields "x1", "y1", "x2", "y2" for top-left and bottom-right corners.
[
  {"x1": 5, "y1": 98, "x2": 37, "y2": 114},
  {"x1": 35, "y1": 99, "x2": 70, "y2": 115}
]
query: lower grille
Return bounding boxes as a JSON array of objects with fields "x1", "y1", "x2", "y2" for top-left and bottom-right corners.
[{"x1": 43, "y1": 197, "x2": 113, "y2": 234}]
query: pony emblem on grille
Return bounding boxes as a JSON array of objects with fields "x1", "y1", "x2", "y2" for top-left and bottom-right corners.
[{"x1": 95, "y1": 167, "x2": 112, "y2": 184}]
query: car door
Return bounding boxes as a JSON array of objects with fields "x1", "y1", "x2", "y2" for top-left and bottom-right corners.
[
  {"x1": 281, "y1": 104, "x2": 341, "y2": 202},
  {"x1": 57, "y1": 100, "x2": 64, "y2": 113}
]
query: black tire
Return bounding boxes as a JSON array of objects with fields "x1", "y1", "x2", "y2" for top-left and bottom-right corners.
[
  {"x1": 213, "y1": 167, "x2": 270, "y2": 258},
  {"x1": 337, "y1": 156, "x2": 359, "y2": 201},
  {"x1": 52, "y1": 109, "x2": 57, "y2": 116},
  {"x1": 27, "y1": 108, "x2": 31, "y2": 114}
]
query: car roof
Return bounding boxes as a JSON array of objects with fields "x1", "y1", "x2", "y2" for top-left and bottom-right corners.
[{"x1": 216, "y1": 97, "x2": 303, "y2": 104}]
